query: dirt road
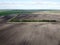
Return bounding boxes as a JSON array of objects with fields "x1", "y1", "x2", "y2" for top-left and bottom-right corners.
[{"x1": 0, "y1": 22, "x2": 60, "y2": 45}]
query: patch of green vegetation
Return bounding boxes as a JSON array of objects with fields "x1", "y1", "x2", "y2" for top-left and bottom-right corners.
[{"x1": 10, "y1": 19, "x2": 57, "y2": 22}]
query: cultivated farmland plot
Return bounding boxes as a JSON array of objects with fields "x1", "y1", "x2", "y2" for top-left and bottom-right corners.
[
  {"x1": 15, "y1": 14, "x2": 60, "y2": 21},
  {"x1": 9, "y1": 11, "x2": 60, "y2": 22},
  {"x1": 0, "y1": 22, "x2": 60, "y2": 45},
  {"x1": 0, "y1": 10, "x2": 60, "y2": 45}
]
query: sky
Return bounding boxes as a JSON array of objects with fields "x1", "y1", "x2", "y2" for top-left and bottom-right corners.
[{"x1": 0, "y1": 0, "x2": 60, "y2": 9}]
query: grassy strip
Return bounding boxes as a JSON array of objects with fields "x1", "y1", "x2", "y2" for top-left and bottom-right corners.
[
  {"x1": 8, "y1": 14, "x2": 18, "y2": 22},
  {"x1": 10, "y1": 19, "x2": 57, "y2": 22}
]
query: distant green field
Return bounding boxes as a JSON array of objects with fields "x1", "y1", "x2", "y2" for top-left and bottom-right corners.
[
  {"x1": 0, "y1": 9, "x2": 60, "y2": 16},
  {"x1": 0, "y1": 10, "x2": 34, "y2": 16}
]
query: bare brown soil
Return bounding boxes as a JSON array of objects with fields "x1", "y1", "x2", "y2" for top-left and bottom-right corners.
[{"x1": 0, "y1": 22, "x2": 60, "y2": 45}]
